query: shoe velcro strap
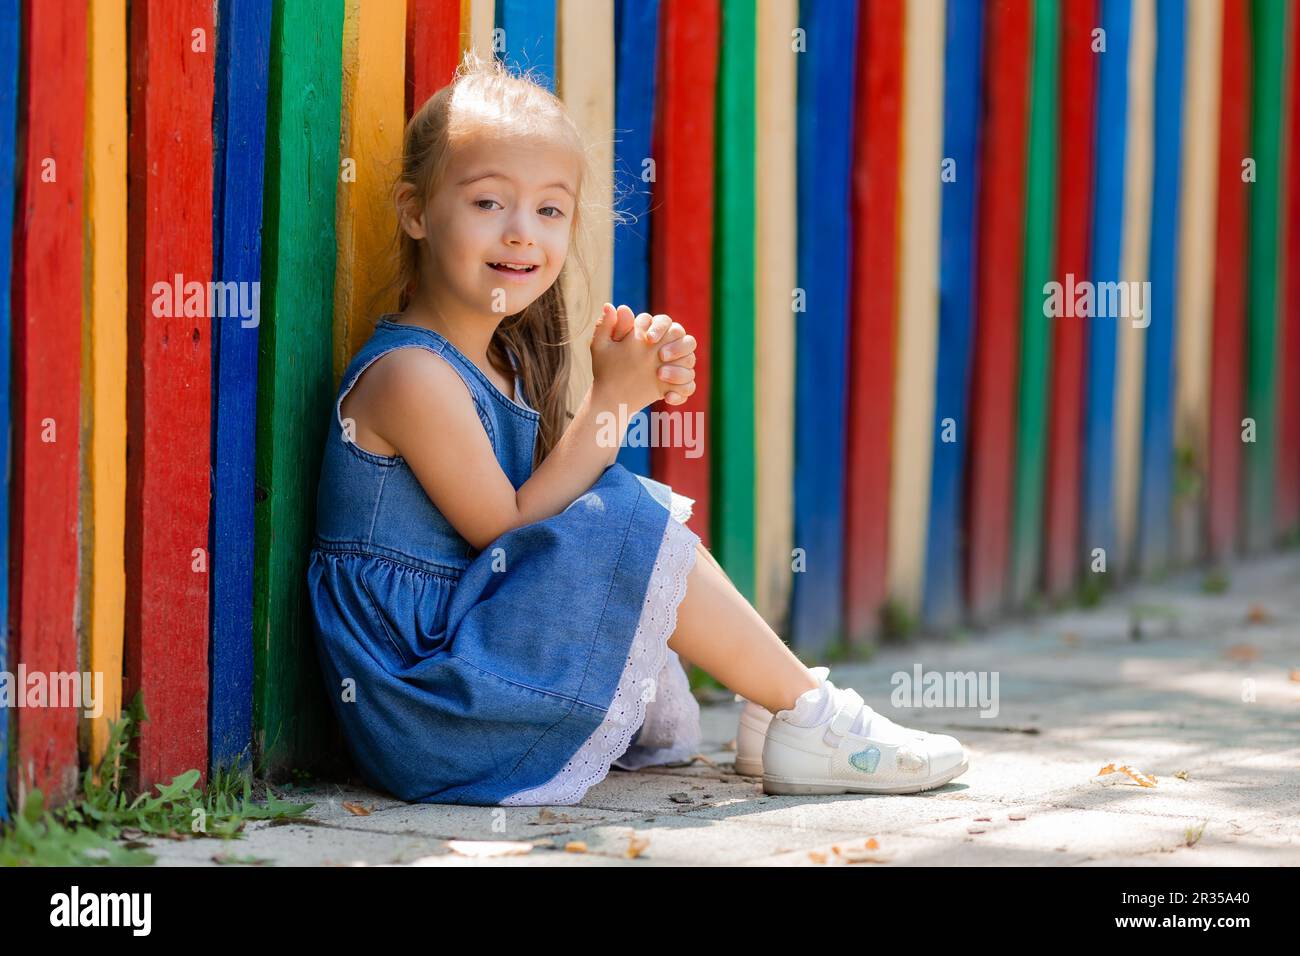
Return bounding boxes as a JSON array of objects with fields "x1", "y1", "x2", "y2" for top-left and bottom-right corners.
[{"x1": 828, "y1": 705, "x2": 857, "y2": 738}]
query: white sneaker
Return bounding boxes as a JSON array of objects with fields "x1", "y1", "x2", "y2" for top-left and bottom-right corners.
[
  {"x1": 733, "y1": 666, "x2": 830, "y2": 777},
  {"x1": 761, "y1": 683, "x2": 969, "y2": 795}
]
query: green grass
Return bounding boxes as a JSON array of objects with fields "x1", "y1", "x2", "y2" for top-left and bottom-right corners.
[
  {"x1": 1201, "y1": 568, "x2": 1231, "y2": 594},
  {"x1": 880, "y1": 598, "x2": 916, "y2": 642},
  {"x1": 0, "y1": 690, "x2": 312, "y2": 866},
  {"x1": 1173, "y1": 444, "x2": 1204, "y2": 501}
]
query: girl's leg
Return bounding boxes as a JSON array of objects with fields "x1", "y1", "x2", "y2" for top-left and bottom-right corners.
[{"x1": 666, "y1": 540, "x2": 820, "y2": 714}]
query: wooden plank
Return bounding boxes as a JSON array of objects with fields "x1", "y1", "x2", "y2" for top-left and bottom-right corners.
[
  {"x1": 1242, "y1": 0, "x2": 1288, "y2": 551},
  {"x1": 888, "y1": 0, "x2": 946, "y2": 620},
  {"x1": 464, "y1": 0, "x2": 494, "y2": 63},
  {"x1": 1136, "y1": 0, "x2": 1185, "y2": 576},
  {"x1": 790, "y1": 0, "x2": 858, "y2": 651},
  {"x1": 210, "y1": 0, "x2": 272, "y2": 776},
  {"x1": 1082, "y1": 0, "x2": 1132, "y2": 588},
  {"x1": 846, "y1": 0, "x2": 904, "y2": 643},
  {"x1": 558, "y1": 0, "x2": 614, "y2": 421},
  {"x1": 650, "y1": 0, "x2": 718, "y2": 549},
  {"x1": 496, "y1": 0, "x2": 555, "y2": 91},
  {"x1": 1207, "y1": 0, "x2": 1250, "y2": 563},
  {"x1": 966, "y1": 0, "x2": 1031, "y2": 623},
  {"x1": 1172, "y1": 0, "x2": 1223, "y2": 564},
  {"x1": 125, "y1": 0, "x2": 214, "y2": 793},
  {"x1": 254, "y1": 0, "x2": 344, "y2": 777},
  {"x1": 10, "y1": 0, "x2": 87, "y2": 810},
  {"x1": 710, "y1": 0, "x2": 756, "y2": 600},
  {"x1": 334, "y1": 0, "x2": 406, "y2": 380},
  {"x1": 406, "y1": 0, "x2": 459, "y2": 115},
  {"x1": 0, "y1": 0, "x2": 19, "y2": 821},
  {"x1": 1113, "y1": 0, "x2": 1153, "y2": 579},
  {"x1": 1280, "y1": 0, "x2": 1300, "y2": 537},
  {"x1": 611, "y1": 0, "x2": 660, "y2": 478},
  {"x1": 754, "y1": 0, "x2": 797, "y2": 630},
  {"x1": 922, "y1": 0, "x2": 982, "y2": 629},
  {"x1": 84, "y1": 0, "x2": 128, "y2": 773},
  {"x1": 1043, "y1": 0, "x2": 1096, "y2": 599},
  {"x1": 1009, "y1": 0, "x2": 1061, "y2": 606}
]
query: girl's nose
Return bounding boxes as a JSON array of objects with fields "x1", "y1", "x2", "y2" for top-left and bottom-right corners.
[{"x1": 501, "y1": 210, "x2": 536, "y2": 248}]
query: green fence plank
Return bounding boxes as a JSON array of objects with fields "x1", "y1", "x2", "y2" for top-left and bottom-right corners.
[{"x1": 254, "y1": 0, "x2": 345, "y2": 776}]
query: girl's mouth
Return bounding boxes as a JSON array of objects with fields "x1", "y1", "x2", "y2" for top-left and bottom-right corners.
[{"x1": 487, "y1": 262, "x2": 538, "y2": 275}]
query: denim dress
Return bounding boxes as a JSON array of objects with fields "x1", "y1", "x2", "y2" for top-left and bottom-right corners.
[{"x1": 307, "y1": 317, "x2": 703, "y2": 806}]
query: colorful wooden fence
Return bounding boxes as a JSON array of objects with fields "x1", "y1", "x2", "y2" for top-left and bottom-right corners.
[{"x1": 2, "y1": 0, "x2": 1298, "y2": 818}]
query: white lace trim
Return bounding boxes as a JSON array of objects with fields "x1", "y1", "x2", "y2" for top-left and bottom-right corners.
[
  {"x1": 611, "y1": 641, "x2": 701, "y2": 770},
  {"x1": 499, "y1": 513, "x2": 699, "y2": 806}
]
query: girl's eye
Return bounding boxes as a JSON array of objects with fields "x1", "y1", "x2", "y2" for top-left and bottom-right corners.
[
  {"x1": 475, "y1": 199, "x2": 501, "y2": 211},
  {"x1": 539, "y1": 205, "x2": 564, "y2": 219}
]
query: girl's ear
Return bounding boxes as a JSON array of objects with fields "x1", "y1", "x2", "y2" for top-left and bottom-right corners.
[{"x1": 395, "y1": 182, "x2": 428, "y2": 240}]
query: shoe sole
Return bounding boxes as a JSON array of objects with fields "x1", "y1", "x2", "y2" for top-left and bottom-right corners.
[
  {"x1": 761, "y1": 758, "x2": 969, "y2": 796},
  {"x1": 733, "y1": 755, "x2": 764, "y2": 777}
]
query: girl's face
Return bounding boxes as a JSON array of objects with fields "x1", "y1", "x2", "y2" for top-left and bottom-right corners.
[{"x1": 407, "y1": 134, "x2": 579, "y2": 322}]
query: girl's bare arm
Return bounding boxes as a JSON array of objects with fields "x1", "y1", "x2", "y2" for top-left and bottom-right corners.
[{"x1": 368, "y1": 310, "x2": 694, "y2": 552}]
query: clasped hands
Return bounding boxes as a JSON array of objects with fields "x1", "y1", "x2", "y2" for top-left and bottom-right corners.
[{"x1": 589, "y1": 303, "x2": 698, "y2": 412}]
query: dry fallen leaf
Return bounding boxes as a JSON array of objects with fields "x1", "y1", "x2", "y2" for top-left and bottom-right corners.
[
  {"x1": 1094, "y1": 762, "x2": 1158, "y2": 788},
  {"x1": 1288, "y1": 668, "x2": 1300, "y2": 683},
  {"x1": 533, "y1": 808, "x2": 581, "y2": 825},
  {"x1": 626, "y1": 831, "x2": 650, "y2": 859},
  {"x1": 1245, "y1": 604, "x2": 1272, "y2": 624},
  {"x1": 564, "y1": 841, "x2": 587, "y2": 853},
  {"x1": 342, "y1": 801, "x2": 373, "y2": 816},
  {"x1": 1224, "y1": 643, "x2": 1259, "y2": 663},
  {"x1": 1175, "y1": 770, "x2": 1190, "y2": 781},
  {"x1": 447, "y1": 840, "x2": 534, "y2": 858},
  {"x1": 826, "y1": 840, "x2": 884, "y2": 863}
]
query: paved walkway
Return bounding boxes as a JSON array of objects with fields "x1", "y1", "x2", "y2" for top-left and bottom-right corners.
[{"x1": 143, "y1": 552, "x2": 1300, "y2": 866}]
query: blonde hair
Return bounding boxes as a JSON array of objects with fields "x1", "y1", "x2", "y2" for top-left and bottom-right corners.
[{"x1": 368, "y1": 48, "x2": 608, "y2": 468}]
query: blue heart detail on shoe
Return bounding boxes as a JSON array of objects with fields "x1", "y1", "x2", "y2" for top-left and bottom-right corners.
[{"x1": 849, "y1": 746, "x2": 881, "y2": 773}]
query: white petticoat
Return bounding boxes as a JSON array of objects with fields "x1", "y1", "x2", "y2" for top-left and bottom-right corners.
[{"x1": 499, "y1": 492, "x2": 702, "y2": 805}]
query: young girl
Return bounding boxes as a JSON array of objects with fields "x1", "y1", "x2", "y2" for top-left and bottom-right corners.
[{"x1": 307, "y1": 51, "x2": 969, "y2": 806}]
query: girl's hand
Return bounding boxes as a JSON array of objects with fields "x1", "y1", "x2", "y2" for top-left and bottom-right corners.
[
  {"x1": 590, "y1": 303, "x2": 669, "y2": 414},
  {"x1": 637, "y1": 314, "x2": 697, "y2": 406}
]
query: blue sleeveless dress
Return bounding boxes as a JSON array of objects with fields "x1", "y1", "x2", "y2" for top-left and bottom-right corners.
[{"x1": 307, "y1": 317, "x2": 703, "y2": 806}]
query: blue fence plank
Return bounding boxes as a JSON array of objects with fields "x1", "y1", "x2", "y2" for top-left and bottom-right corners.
[
  {"x1": 790, "y1": 0, "x2": 860, "y2": 653},
  {"x1": 210, "y1": 0, "x2": 272, "y2": 776},
  {"x1": 924, "y1": 0, "x2": 985, "y2": 630},
  {"x1": 1138, "y1": 0, "x2": 1186, "y2": 573},
  {"x1": 1082, "y1": 0, "x2": 1132, "y2": 577},
  {"x1": 496, "y1": 0, "x2": 556, "y2": 92},
  {"x1": 0, "y1": 0, "x2": 19, "y2": 823},
  {"x1": 613, "y1": 0, "x2": 660, "y2": 475}
]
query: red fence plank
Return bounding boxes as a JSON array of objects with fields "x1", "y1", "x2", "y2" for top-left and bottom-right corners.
[
  {"x1": 967, "y1": 0, "x2": 1031, "y2": 621},
  {"x1": 124, "y1": 1, "x2": 215, "y2": 791},
  {"x1": 1208, "y1": 0, "x2": 1250, "y2": 562},
  {"x1": 844, "y1": 0, "x2": 902, "y2": 644},
  {"x1": 406, "y1": 0, "x2": 460, "y2": 115},
  {"x1": 650, "y1": 0, "x2": 719, "y2": 545},
  {"x1": 10, "y1": 0, "x2": 87, "y2": 809},
  {"x1": 1044, "y1": 0, "x2": 1097, "y2": 597}
]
